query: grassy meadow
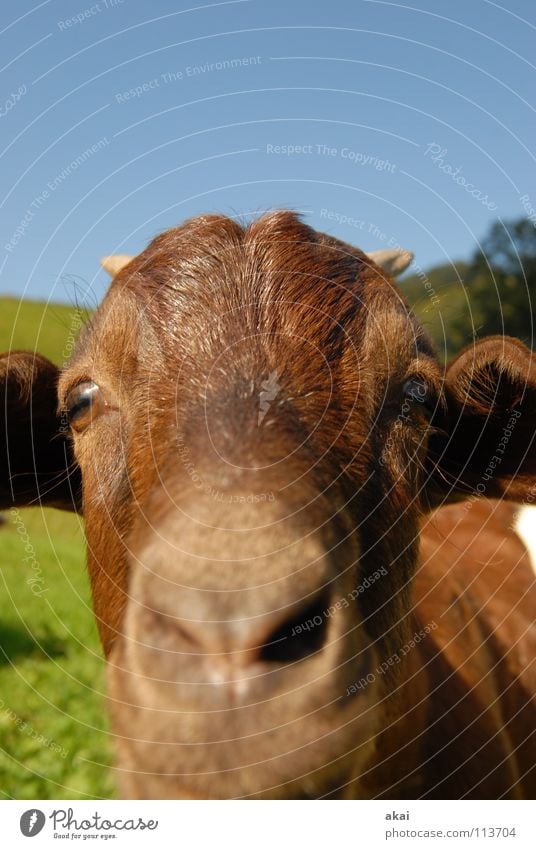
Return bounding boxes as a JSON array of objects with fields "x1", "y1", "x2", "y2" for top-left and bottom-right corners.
[{"x1": 0, "y1": 297, "x2": 114, "y2": 799}]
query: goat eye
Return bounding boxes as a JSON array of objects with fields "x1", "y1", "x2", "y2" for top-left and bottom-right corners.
[
  {"x1": 403, "y1": 377, "x2": 433, "y2": 411},
  {"x1": 65, "y1": 382, "x2": 106, "y2": 432}
]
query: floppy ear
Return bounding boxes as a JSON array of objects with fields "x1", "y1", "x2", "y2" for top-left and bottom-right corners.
[
  {"x1": 425, "y1": 337, "x2": 536, "y2": 507},
  {"x1": 0, "y1": 351, "x2": 81, "y2": 511}
]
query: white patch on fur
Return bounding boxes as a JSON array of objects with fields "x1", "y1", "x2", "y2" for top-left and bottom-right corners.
[{"x1": 515, "y1": 505, "x2": 536, "y2": 575}]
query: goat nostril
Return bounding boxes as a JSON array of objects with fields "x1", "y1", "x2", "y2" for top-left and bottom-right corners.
[{"x1": 259, "y1": 590, "x2": 331, "y2": 664}]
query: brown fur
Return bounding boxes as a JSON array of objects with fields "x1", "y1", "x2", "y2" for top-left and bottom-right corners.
[{"x1": 1, "y1": 211, "x2": 535, "y2": 798}]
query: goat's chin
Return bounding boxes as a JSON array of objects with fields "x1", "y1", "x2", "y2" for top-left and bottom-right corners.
[
  {"x1": 110, "y1": 704, "x2": 376, "y2": 799},
  {"x1": 114, "y1": 754, "x2": 366, "y2": 800},
  {"x1": 117, "y1": 776, "x2": 356, "y2": 800},
  {"x1": 108, "y1": 650, "x2": 377, "y2": 800}
]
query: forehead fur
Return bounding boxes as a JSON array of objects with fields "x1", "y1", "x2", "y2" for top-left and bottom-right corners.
[
  {"x1": 63, "y1": 212, "x2": 435, "y2": 453},
  {"x1": 108, "y1": 211, "x2": 430, "y2": 360}
]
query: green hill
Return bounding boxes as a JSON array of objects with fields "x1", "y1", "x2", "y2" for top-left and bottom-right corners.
[
  {"x1": 400, "y1": 261, "x2": 471, "y2": 360},
  {"x1": 0, "y1": 296, "x2": 92, "y2": 365}
]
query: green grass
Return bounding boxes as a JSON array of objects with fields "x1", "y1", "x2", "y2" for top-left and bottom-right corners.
[
  {"x1": 0, "y1": 296, "x2": 92, "y2": 366},
  {"x1": 0, "y1": 297, "x2": 113, "y2": 799}
]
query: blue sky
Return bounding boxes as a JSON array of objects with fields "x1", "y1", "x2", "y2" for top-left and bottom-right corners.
[{"x1": 0, "y1": 0, "x2": 535, "y2": 303}]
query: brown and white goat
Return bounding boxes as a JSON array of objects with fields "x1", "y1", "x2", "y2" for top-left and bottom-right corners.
[{"x1": 1, "y1": 211, "x2": 535, "y2": 798}]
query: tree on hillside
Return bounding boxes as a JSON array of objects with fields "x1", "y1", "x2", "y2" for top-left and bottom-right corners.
[
  {"x1": 451, "y1": 217, "x2": 536, "y2": 349},
  {"x1": 403, "y1": 218, "x2": 536, "y2": 359},
  {"x1": 401, "y1": 261, "x2": 469, "y2": 359}
]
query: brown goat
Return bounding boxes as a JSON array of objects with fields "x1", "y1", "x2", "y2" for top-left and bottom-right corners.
[{"x1": 1, "y1": 211, "x2": 535, "y2": 799}]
